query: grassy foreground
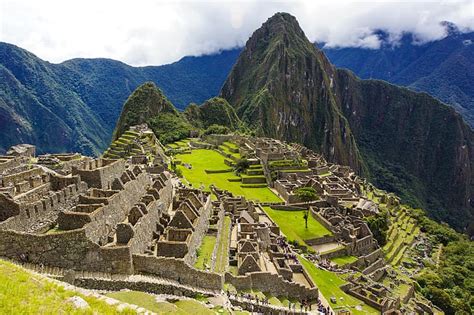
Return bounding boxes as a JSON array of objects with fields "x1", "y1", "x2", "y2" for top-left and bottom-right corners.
[
  {"x1": 175, "y1": 149, "x2": 281, "y2": 203},
  {"x1": 0, "y1": 260, "x2": 134, "y2": 314}
]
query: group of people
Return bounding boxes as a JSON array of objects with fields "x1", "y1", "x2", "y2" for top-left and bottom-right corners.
[{"x1": 226, "y1": 289, "x2": 328, "y2": 314}]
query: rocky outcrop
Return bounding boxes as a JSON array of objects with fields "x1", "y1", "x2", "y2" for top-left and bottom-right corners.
[
  {"x1": 221, "y1": 12, "x2": 474, "y2": 230},
  {"x1": 221, "y1": 13, "x2": 364, "y2": 173}
]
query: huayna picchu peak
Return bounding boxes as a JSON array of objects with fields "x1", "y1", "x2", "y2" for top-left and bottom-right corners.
[
  {"x1": 1, "y1": 6, "x2": 473, "y2": 315},
  {"x1": 221, "y1": 12, "x2": 473, "y2": 233}
]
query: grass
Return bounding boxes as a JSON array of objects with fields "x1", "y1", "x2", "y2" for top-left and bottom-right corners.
[
  {"x1": 106, "y1": 290, "x2": 215, "y2": 314},
  {"x1": 262, "y1": 207, "x2": 332, "y2": 246},
  {"x1": 0, "y1": 260, "x2": 134, "y2": 314},
  {"x1": 219, "y1": 144, "x2": 241, "y2": 159},
  {"x1": 175, "y1": 149, "x2": 281, "y2": 203},
  {"x1": 214, "y1": 216, "x2": 231, "y2": 273},
  {"x1": 194, "y1": 235, "x2": 217, "y2": 270},
  {"x1": 330, "y1": 255, "x2": 358, "y2": 266},
  {"x1": 299, "y1": 257, "x2": 379, "y2": 314}
]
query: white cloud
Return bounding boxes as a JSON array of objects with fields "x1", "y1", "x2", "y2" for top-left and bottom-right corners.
[{"x1": 0, "y1": 0, "x2": 472, "y2": 66}]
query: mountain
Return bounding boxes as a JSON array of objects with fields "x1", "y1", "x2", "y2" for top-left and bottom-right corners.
[
  {"x1": 2, "y1": 26, "x2": 473, "y2": 155},
  {"x1": 112, "y1": 82, "x2": 193, "y2": 144},
  {"x1": 113, "y1": 82, "x2": 240, "y2": 144},
  {"x1": 0, "y1": 42, "x2": 240, "y2": 155},
  {"x1": 220, "y1": 12, "x2": 473, "y2": 231},
  {"x1": 184, "y1": 97, "x2": 241, "y2": 130},
  {"x1": 221, "y1": 14, "x2": 363, "y2": 172},
  {"x1": 0, "y1": 43, "x2": 108, "y2": 155},
  {"x1": 322, "y1": 27, "x2": 474, "y2": 127}
]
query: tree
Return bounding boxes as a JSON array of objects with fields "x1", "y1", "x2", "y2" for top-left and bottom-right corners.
[
  {"x1": 294, "y1": 187, "x2": 318, "y2": 229},
  {"x1": 366, "y1": 210, "x2": 389, "y2": 246},
  {"x1": 303, "y1": 210, "x2": 309, "y2": 229},
  {"x1": 234, "y1": 158, "x2": 250, "y2": 175},
  {"x1": 294, "y1": 187, "x2": 318, "y2": 203}
]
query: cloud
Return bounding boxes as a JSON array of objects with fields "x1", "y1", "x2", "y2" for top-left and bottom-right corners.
[{"x1": 0, "y1": 0, "x2": 472, "y2": 66}]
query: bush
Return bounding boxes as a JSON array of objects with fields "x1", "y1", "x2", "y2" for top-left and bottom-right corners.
[{"x1": 203, "y1": 124, "x2": 230, "y2": 135}]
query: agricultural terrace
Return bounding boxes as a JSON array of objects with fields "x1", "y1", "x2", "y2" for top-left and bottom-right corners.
[
  {"x1": 262, "y1": 206, "x2": 332, "y2": 247},
  {"x1": 299, "y1": 257, "x2": 379, "y2": 314},
  {"x1": 174, "y1": 149, "x2": 281, "y2": 203}
]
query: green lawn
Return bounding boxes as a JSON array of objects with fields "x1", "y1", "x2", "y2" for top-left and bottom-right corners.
[
  {"x1": 262, "y1": 207, "x2": 332, "y2": 246},
  {"x1": 106, "y1": 291, "x2": 215, "y2": 314},
  {"x1": 175, "y1": 149, "x2": 281, "y2": 203},
  {"x1": 0, "y1": 260, "x2": 134, "y2": 314},
  {"x1": 214, "y1": 216, "x2": 231, "y2": 273},
  {"x1": 299, "y1": 257, "x2": 379, "y2": 314},
  {"x1": 330, "y1": 255, "x2": 358, "y2": 266},
  {"x1": 194, "y1": 235, "x2": 217, "y2": 270}
]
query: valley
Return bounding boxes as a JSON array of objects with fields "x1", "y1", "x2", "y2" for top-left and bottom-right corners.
[{"x1": 0, "y1": 9, "x2": 472, "y2": 315}]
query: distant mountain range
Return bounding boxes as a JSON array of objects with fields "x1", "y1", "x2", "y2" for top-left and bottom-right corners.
[
  {"x1": 1, "y1": 25, "x2": 472, "y2": 155},
  {"x1": 0, "y1": 42, "x2": 239, "y2": 155},
  {"x1": 322, "y1": 25, "x2": 474, "y2": 127}
]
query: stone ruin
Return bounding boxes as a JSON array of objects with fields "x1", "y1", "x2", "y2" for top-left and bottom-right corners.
[{"x1": 0, "y1": 149, "x2": 173, "y2": 273}]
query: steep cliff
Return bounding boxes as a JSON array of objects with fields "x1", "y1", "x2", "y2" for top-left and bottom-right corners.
[
  {"x1": 221, "y1": 13, "x2": 363, "y2": 172},
  {"x1": 221, "y1": 12, "x2": 473, "y2": 229}
]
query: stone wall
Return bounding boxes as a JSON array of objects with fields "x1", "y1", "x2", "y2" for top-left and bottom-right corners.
[
  {"x1": 0, "y1": 229, "x2": 133, "y2": 273},
  {"x1": 320, "y1": 247, "x2": 349, "y2": 260},
  {"x1": 133, "y1": 254, "x2": 223, "y2": 291},
  {"x1": 310, "y1": 208, "x2": 336, "y2": 234},
  {"x1": 305, "y1": 235, "x2": 336, "y2": 246},
  {"x1": 58, "y1": 172, "x2": 152, "y2": 245},
  {"x1": 0, "y1": 156, "x2": 20, "y2": 173},
  {"x1": 184, "y1": 196, "x2": 212, "y2": 264},
  {"x1": 72, "y1": 159, "x2": 125, "y2": 189},
  {"x1": 71, "y1": 277, "x2": 209, "y2": 298},
  {"x1": 225, "y1": 272, "x2": 318, "y2": 301},
  {"x1": 0, "y1": 181, "x2": 87, "y2": 232},
  {"x1": 127, "y1": 199, "x2": 164, "y2": 254}
]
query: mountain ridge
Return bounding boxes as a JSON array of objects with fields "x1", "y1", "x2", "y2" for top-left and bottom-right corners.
[{"x1": 220, "y1": 12, "x2": 473, "y2": 231}]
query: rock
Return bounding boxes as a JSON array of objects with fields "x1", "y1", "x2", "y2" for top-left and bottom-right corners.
[{"x1": 67, "y1": 296, "x2": 89, "y2": 309}]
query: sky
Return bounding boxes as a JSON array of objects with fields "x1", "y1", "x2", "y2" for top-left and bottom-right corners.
[{"x1": 0, "y1": 0, "x2": 473, "y2": 66}]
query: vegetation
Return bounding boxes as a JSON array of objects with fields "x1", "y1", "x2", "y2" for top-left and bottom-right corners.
[
  {"x1": 234, "y1": 159, "x2": 250, "y2": 175},
  {"x1": 330, "y1": 255, "x2": 358, "y2": 266},
  {"x1": 106, "y1": 290, "x2": 216, "y2": 314},
  {"x1": 366, "y1": 209, "x2": 389, "y2": 246},
  {"x1": 184, "y1": 97, "x2": 241, "y2": 130},
  {"x1": 262, "y1": 206, "x2": 331, "y2": 248},
  {"x1": 299, "y1": 257, "x2": 378, "y2": 314},
  {"x1": 0, "y1": 260, "x2": 134, "y2": 314},
  {"x1": 203, "y1": 124, "x2": 230, "y2": 135},
  {"x1": 148, "y1": 113, "x2": 193, "y2": 144},
  {"x1": 214, "y1": 216, "x2": 232, "y2": 273},
  {"x1": 175, "y1": 149, "x2": 281, "y2": 202},
  {"x1": 294, "y1": 187, "x2": 318, "y2": 203},
  {"x1": 407, "y1": 208, "x2": 474, "y2": 313},
  {"x1": 194, "y1": 235, "x2": 217, "y2": 270}
]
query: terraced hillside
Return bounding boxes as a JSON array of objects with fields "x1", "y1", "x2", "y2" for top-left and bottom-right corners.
[
  {"x1": 384, "y1": 207, "x2": 420, "y2": 266},
  {"x1": 103, "y1": 127, "x2": 161, "y2": 160},
  {"x1": 170, "y1": 139, "x2": 280, "y2": 202}
]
